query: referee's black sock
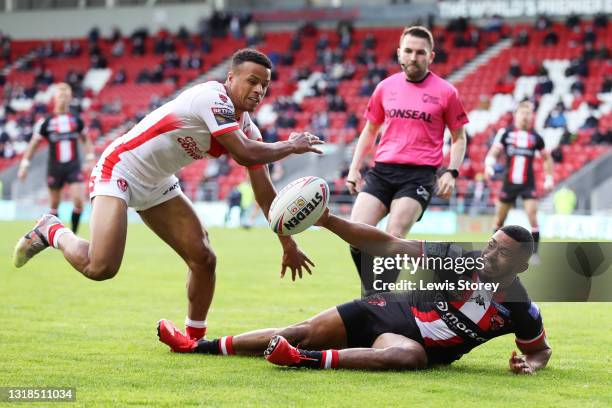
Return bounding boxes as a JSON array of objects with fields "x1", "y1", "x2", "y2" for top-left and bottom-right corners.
[
  {"x1": 71, "y1": 208, "x2": 82, "y2": 233},
  {"x1": 531, "y1": 229, "x2": 540, "y2": 254}
]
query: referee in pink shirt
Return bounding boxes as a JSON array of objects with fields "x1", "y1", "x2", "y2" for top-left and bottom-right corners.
[{"x1": 345, "y1": 26, "x2": 469, "y2": 294}]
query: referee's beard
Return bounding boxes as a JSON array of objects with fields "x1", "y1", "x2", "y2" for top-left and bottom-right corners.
[{"x1": 400, "y1": 63, "x2": 428, "y2": 82}]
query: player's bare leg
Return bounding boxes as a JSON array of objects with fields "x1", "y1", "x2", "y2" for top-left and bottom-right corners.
[
  {"x1": 139, "y1": 194, "x2": 216, "y2": 339},
  {"x1": 48, "y1": 187, "x2": 61, "y2": 216},
  {"x1": 14, "y1": 195, "x2": 128, "y2": 281},
  {"x1": 386, "y1": 197, "x2": 422, "y2": 238},
  {"x1": 68, "y1": 182, "x2": 85, "y2": 232},
  {"x1": 524, "y1": 198, "x2": 540, "y2": 259},
  {"x1": 493, "y1": 200, "x2": 512, "y2": 231},
  {"x1": 349, "y1": 192, "x2": 388, "y2": 292},
  {"x1": 330, "y1": 332, "x2": 427, "y2": 370},
  {"x1": 158, "y1": 307, "x2": 346, "y2": 353}
]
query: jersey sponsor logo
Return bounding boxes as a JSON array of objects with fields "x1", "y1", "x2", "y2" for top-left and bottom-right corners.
[
  {"x1": 507, "y1": 146, "x2": 536, "y2": 157},
  {"x1": 435, "y1": 301, "x2": 488, "y2": 343},
  {"x1": 422, "y1": 93, "x2": 440, "y2": 105},
  {"x1": 219, "y1": 93, "x2": 228, "y2": 103},
  {"x1": 385, "y1": 108, "x2": 432, "y2": 123},
  {"x1": 117, "y1": 178, "x2": 128, "y2": 192},
  {"x1": 456, "y1": 112, "x2": 467, "y2": 122},
  {"x1": 177, "y1": 136, "x2": 205, "y2": 160},
  {"x1": 282, "y1": 191, "x2": 324, "y2": 232},
  {"x1": 212, "y1": 107, "x2": 236, "y2": 126}
]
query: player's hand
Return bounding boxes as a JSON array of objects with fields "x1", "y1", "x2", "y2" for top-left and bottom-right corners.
[
  {"x1": 543, "y1": 175, "x2": 554, "y2": 192},
  {"x1": 509, "y1": 350, "x2": 535, "y2": 375},
  {"x1": 17, "y1": 166, "x2": 28, "y2": 180},
  {"x1": 281, "y1": 244, "x2": 315, "y2": 281},
  {"x1": 484, "y1": 165, "x2": 495, "y2": 181},
  {"x1": 314, "y1": 207, "x2": 330, "y2": 227},
  {"x1": 436, "y1": 172, "x2": 455, "y2": 200},
  {"x1": 345, "y1": 168, "x2": 361, "y2": 195},
  {"x1": 289, "y1": 132, "x2": 324, "y2": 155}
]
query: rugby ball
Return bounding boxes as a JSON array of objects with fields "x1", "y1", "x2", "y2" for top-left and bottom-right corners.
[{"x1": 268, "y1": 176, "x2": 330, "y2": 236}]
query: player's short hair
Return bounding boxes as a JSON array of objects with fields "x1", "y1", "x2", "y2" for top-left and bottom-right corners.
[
  {"x1": 231, "y1": 48, "x2": 272, "y2": 70},
  {"x1": 500, "y1": 225, "x2": 534, "y2": 257},
  {"x1": 400, "y1": 26, "x2": 435, "y2": 51},
  {"x1": 55, "y1": 82, "x2": 72, "y2": 93},
  {"x1": 516, "y1": 100, "x2": 534, "y2": 111}
]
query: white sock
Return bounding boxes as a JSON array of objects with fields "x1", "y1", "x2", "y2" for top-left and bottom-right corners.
[{"x1": 184, "y1": 317, "x2": 207, "y2": 328}]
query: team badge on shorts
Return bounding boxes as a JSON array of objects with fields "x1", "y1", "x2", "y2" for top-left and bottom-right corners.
[
  {"x1": 489, "y1": 314, "x2": 505, "y2": 331},
  {"x1": 117, "y1": 178, "x2": 129, "y2": 192},
  {"x1": 367, "y1": 295, "x2": 387, "y2": 307}
]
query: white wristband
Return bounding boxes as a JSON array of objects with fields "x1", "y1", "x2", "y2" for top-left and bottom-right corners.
[{"x1": 19, "y1": 159, "x2": 30, "y2": 169}]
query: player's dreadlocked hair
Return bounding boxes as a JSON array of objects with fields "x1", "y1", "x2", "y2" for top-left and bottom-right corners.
[
  {"x1": 231, "y1": 48, "x2": 272, "y2": 70},
  {"x1": 500, "y1": 225, "x2": 534, "y2": 257}
]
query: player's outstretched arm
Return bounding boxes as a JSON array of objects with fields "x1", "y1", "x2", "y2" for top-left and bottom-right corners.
[
  {"x1": 317, "y1": 210, "x2": 422, "y2": 258},
  {"x1": 248, "y1": 165, "x2": 314, "y2": 280},
  {"x1": 216, "y1": 130, "x2": 323, "y2": 167}
]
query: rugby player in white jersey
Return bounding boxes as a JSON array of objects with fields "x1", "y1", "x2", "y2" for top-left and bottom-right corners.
[{"x1": 13, "y1": 49, "x2": 324, "y2": 340}]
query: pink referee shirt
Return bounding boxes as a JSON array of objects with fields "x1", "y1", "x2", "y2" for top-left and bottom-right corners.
[{"x1": 364, "y1": 71, "x2": 469, "y2": 167}]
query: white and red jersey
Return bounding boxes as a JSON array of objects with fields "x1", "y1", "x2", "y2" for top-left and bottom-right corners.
[
  {"x1": 98, "y1": 81, "x2": 262, "y2": 187},
  {"x1": 493, "y1": 126, "x2": 545, "y2": 186}
]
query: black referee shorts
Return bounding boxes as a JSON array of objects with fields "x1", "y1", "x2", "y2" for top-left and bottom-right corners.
[{"x1": 362, "y1": 162, "x2": 436, "y2": 220}]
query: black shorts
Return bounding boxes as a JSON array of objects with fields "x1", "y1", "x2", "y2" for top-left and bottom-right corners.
[
  {"x1": 499, "y1": 182, "x2": 538, "y2": 204},
  {"x1": 362, "y1": 162, "x2": 436, "y2": 220},
  {"x1": 336, "y1": 293, "x2": 461, "y2": 366},
  {"x1": 47, "y1": 161, "x2": 84, "y2": 189}
]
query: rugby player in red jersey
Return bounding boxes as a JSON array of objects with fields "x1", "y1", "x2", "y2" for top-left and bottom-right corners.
[
  {"x1": 13, "y1": 49, "x2": 323, "y2": 340},
  {"x1": 158, "y1": 210, "x2": 551, "y2": 374}
]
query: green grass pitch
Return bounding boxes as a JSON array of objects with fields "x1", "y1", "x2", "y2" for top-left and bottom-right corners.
[{"x1": 1, "y1": 221, "x2": 610, "y2": 407}]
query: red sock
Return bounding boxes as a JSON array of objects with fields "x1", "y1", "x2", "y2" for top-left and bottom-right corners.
[
  {"x1": 185, "y1": 325, "x2": 207, "y2": 341},
  {"x1": 319, "y1": 349, "x2": 340, "y2": 369}
]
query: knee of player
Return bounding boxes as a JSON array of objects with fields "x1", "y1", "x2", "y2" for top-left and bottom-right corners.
[
  {"x1": 382, "y1": 345, "x2": 427, "y2": 370},
  {"x1": 187, "y1": 247, "x2": 217, "y2": 272},
  {"x1": 86, "y1": 263, "x2": 120, "y2": 281},
  {"x1": 278, "y1": 323, "x2": 311, "y2": 346}
]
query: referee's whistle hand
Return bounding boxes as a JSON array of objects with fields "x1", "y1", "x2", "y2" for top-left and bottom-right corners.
[{"x1": 345, "y1": 170, "x2": 361, "y2": 195}]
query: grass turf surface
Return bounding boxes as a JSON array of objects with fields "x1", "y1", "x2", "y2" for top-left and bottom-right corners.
[{"x1": 1, "y1": 221, "x2": 610, "y2": 407}]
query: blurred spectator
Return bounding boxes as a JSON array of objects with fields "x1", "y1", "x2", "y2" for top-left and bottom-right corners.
[
  {"x1": 111, "y1": 40, "x2": 125, "y2": 57},
  {"x1": 244, "y1": 21, "x2": 261, "y2": 47},
  {"x1": 358, "y1": 77, "x2": 375, "y2": 96},
  {"x1": 262, "y1": 126, "x2": 279, "y2": 143},
  {"x1": 601, "y1": 75, "x2": 612, "y2": 93},
  {"x1": 570, "y1": 78, "x2": 585, "y2": 95},
  {"x1": 581, "y1": 113, "x2": 599, "y2": 130},
  {"x1": 316, "y1": 34, "x2": 329, "y2": 51},
  {"x1": 276, "y1": 112, "x2": 296, "y2": 128},
  {"x1": 362, "y1": 33, "x2": 376, "y2": 50},
  {"x1": 230, "y1": 15, "x2": 242, "y2": 39},
  {"x1": 535, "y1": 14, "x2": 552, "y2": 30},
  {"x1": 435, "y1": 46, "x2": 448, "y2": 63},
  {"x1": 565, "y1": 13, "x2": 580, "y2": 27},
  {"x1": 289, "y1": 33, "x2": 302, "y2": 52},
  {"x1": 183, "y1": 52, "x2": 203, "y2": 70},
  {"x1": 177, "y1": 26, "x2": 190, "y2": 42},
  {"x1": 90, "y1": 53, "x2": 108, "y2": 69},
  {"x1": 88, "y1": 26, "x2": 100, "y2": 44},
  {"x1": 583, "y1": 26, "x2": 597, "y2": 43},
  {"x1": 542, "y1": 30, "x2": 559, "y2": 46},
  {"x1": 493, "y1": 75, "x2": 515, "y2": 94},
  {"x1": 131, "y1": 36, "x2": 146, "y2": 55},
  {"x1": 544, "y1": 102, "x2": 568, "y2": 128},
  {"x1": 345, "y1": 112, "x2": 359, "y2": 129},
  {"x1": 595, "y1": 44, "x2": 609, "y2": 60},
  {"x1": 311, "y1": 111, "x2": 329, "y2": 135},
  {"x1": 513, "y1": 29, "x2": 529, "y2": 46},
  {"x1": 111, "y1": 69, "x2": 127, "y2": 85},
  {"x1": 102, "y1": 97, "x2": 122, "y2": 114},
  {"x1": 328, "y1": 95, "x2": 347, "y2": 112},
  {"x1": 582, "y1": 42, "x2": 596, "y2": 61},
  {"x1": 136, "y1": 68, "x2": 151, "y2": 84},
  {"x1": 508, "y1": 59, "x2": 522, "y2": 78},
  {"x1": 523, "y1": 57, "x2": 541, "y2": 76},
  {"x1": 594, "y1": 12, "x2": 608, "y2": 28},
  {"x1": 109, "y1": 27, "x2": 122, "y2": 43},
  {"x1": 590, "y1": 128, "x2": 612, "y2": 144},
  {"x1": 565, "y1": 57, "x2": 588, "y2": 77}
]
